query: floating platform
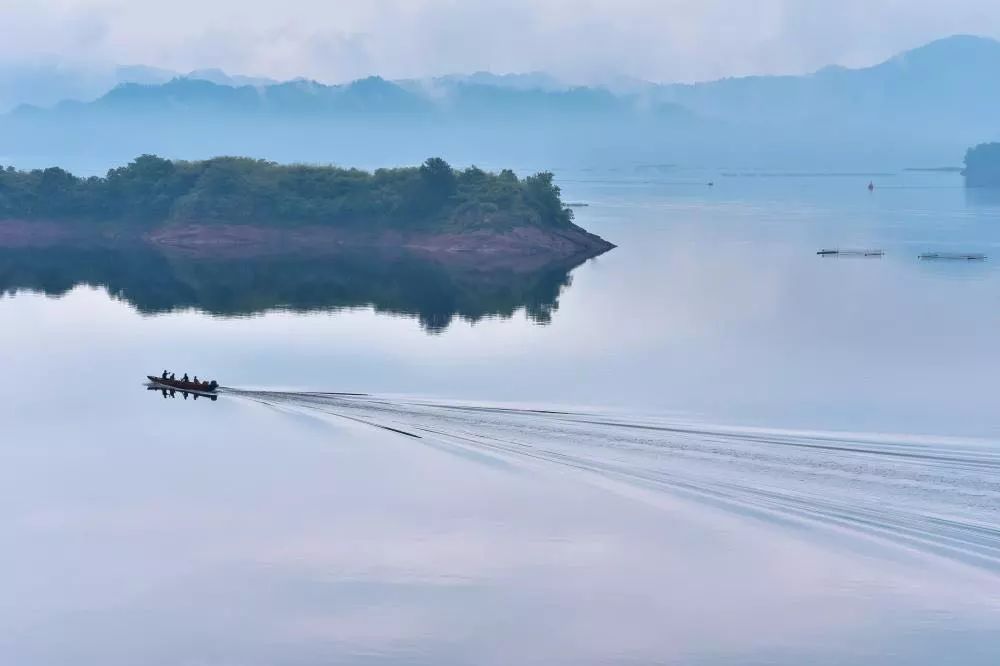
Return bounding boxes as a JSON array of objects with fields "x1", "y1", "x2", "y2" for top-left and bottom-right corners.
[
  {"x1": 817, "y1": 249, "x2": 884, "y2": 257},
  {"x1": 918, "y1": 252, "x2": 987, "y2": 261}
]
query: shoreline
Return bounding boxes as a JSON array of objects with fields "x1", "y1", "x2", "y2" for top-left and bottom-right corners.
[{"x1": 0, "y1": 219, "x2": 615, "y2": 266}]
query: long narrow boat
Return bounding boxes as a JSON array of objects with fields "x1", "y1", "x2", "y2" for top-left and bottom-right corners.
[
  {"x1": 147, "y1": 376, "x2": 219, "y2": 395},
  {"x1": 918, "y1": 252, "x2": 987, "y2": 261},
  {"x1": 817, "y1": 249, "x2": 884, "y2": 257}
]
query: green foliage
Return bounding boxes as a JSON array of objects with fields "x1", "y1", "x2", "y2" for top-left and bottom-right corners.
[
  {"x1": 522, "y1": 172, "x2": 573, "y2": 227},
  {"x1": 0, "y1": 155, "x2": 576, "y2": 231},
  {"x1": 963, "y1": 143, "x2": 1000, "y2": 187}
]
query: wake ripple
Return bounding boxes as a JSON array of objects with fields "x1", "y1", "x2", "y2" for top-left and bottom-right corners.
[{"x1": 227, "y1": 389, "x2": 1000, "y2": 573}]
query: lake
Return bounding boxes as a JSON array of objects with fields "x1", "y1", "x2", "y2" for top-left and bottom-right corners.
[{"x1": 2, "y1": 167, "x2": 999, "y2": 665}]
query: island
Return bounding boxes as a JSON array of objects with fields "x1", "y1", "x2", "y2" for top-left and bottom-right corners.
[
  {"x1": 962, "y1": 143, "x2": 1000, "y2": 187},
  {"x1": 0, "y1": 155, "x2": 615, "y2": 330},
  {"x1": 0, "y1": 155, "x2": 614, "y2": 262}
]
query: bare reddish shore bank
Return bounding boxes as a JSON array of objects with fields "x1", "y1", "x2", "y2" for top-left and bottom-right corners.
[{"x1": 0, "y1": 220, "x2": 615, "y2": 265}]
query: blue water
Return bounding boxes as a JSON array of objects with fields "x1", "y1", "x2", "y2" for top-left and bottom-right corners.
[{"x1": 1, "y1": 169, "x2": 998, "y2": 664}]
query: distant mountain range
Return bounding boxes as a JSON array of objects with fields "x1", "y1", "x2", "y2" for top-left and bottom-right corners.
[
  {"x1": 655, "y1": 34, "x2": 1000, "y2": 136},
  {"x1": 0, "y1": 62, "x2": 277, "y2": 111},
  {"x1": 7, "y1": 73, "x2": 685, "y2": 120},
  {"x1": 0, "y1": 63, "x2": 581, "y2": 114},
  {"x1": 2, "y1": 35, "x2": 999, "y2": 171}
]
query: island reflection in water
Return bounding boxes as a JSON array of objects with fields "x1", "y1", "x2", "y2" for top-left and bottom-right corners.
[{"x1": 0, "y1": 245, "x2": 589, "y2": 332}]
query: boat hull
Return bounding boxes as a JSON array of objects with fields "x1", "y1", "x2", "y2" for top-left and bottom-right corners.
[{"x1": 147, "y1": 376, "x2": 219, "y2": 395}]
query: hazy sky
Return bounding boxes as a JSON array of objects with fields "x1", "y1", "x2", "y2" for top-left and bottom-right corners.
[{"x1": 4, "y1": 0, "x2": 1000, "y2": 83}]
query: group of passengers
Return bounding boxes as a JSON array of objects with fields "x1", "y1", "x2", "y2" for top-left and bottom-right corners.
[{"x1": 161, "y1": 370, "x2": 218, "y2": 390}]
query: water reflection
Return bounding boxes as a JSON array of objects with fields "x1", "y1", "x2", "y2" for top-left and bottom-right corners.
[
  {"x1": 0, "y1": 246, "x2": 587, "y2": 332},
  {"x1": 146, "y1": 386, "x2": 219, "y2": 402},
  {"x1": 964, "y1": 186, "x2": 1000, "y2": 209}
]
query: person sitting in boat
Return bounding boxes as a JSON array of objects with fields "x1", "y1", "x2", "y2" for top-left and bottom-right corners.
[
  {"x1": 169, "y1": 372, "x2": 176, "y2": 380},
  {"x1": 182, "y1": 373, "x2": 189, "y2": 383},
  {"x1": 193, "y1": 376, "x2": 199, "y2": 385},
  {"x1": 162, "y1": 370, "x2": 169, "y2": 380}
]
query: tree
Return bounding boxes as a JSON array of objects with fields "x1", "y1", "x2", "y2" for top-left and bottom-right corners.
[
  {"x1": 417, "y1": 157, "x2": 457, "y2": 212},
  {"x1": 522, "y1": 172, "x2": 572, "y2": 227}
]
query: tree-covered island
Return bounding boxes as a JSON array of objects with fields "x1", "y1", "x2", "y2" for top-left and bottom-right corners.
[
  {"x1": 0, "y1": 155, "x2": 614, "y2": 260},
  {"x1": 962, "y1": 143, "x2": 1000, "y2": 187}
]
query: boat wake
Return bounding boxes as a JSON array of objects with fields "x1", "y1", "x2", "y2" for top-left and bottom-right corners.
[{"x1": 225, "y1": 388, "x2": 1000, "y2": 574}]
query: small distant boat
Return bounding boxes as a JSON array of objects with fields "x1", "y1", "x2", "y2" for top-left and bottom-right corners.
[
  {"x1": 868, "y1": 181, "x2": 875, "y2": 192},
  {"x1": 918, "y1": 252, "x2": 987, "y2": 261},
  {"x1": 817, "y1": 249, "x2": 884, "y2": 257},
  {"x1": 147, "y1": 375, "x2": 219, "y2": 395}
]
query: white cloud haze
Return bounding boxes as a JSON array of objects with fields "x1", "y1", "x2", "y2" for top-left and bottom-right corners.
[{"x1": 3, "y1": 0, "x2": 1000, "y2": 83}]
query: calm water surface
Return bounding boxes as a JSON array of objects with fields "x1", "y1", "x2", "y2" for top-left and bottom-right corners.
[{"x1": 2, "y1": 169, "x2": 999, "y2": 664}]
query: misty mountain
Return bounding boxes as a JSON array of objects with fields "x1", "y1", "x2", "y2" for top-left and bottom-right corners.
[
  {"x1": 652, "y1": 35, "x2": 1000, "y2": 153},
  {"x1": 13, "y1": 76, "x2": 432, "y2": 118},
  {"x1": 2, "y1": 35, "x2": 999, "y2": 171},
  {"x1": 0, "y1": 75, "x2": 699, "y2": 172},
  {"x1": 10, "y1": 74, "x2": 684, "y2": 121},
  {"x1": 0, "y1": 62, "x2": 276, "y2": 111},
  {"x1": 182, "y1": 69, "x2": 277, "y2": 88},
  {"x1": 659, "y1": 35, "x2": 1000, "y2": 123}
]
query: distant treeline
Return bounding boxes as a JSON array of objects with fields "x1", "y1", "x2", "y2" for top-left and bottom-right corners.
[
  {"x1": 0, "y1": 155, "x2": 574, "y2": 230},
  {"x1": 963, "y1": 143, "x2": 1000, "y2": 187}
]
